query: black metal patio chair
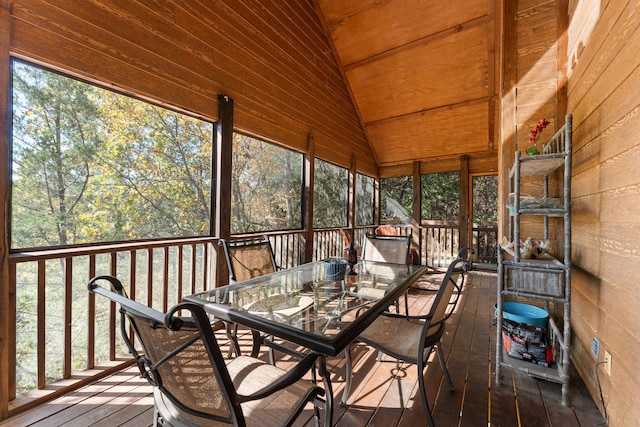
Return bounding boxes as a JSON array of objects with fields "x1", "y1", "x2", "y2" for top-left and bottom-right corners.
[{"x1": 88, "y1": 275, "x2": 324, "y2": 427}]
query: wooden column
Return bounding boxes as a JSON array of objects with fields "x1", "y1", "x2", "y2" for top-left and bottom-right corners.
[
  {"x1": 498, "y1": 0, "x2": 517, "y2": 241},
  {"x1": 411, "y1": 161, "x2": 421, "y2": 258},
  {"x1": 347, "y1": 154, "x2": 357, "y2": 242},
  {"x1": 373, "y1": 175, "x2": 380, "y2": 226},
  {"x1": 459, "y1": 156, "x2": 470, "y2": 250},
  {"x1": 301, "y1": 132, "x2": 315, "y2": 263},
  {"x1": 0, "y1": 0, "x2": 11, "y2": 418},
  {"x1": 214, "y1": 95, "x2": 233, "y2": 287}
]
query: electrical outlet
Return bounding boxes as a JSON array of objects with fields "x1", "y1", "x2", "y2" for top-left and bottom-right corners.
[{"x1": 604, "y1": 350, "x2": 612, "y2": 376}]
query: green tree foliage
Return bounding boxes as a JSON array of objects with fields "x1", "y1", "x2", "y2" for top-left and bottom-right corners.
[
  {"x1": 11, "y1": 61, "x2": 212, "y2": 248},
  {"x1": 380, "y1": 176, "x2": 413, "y2": 223},
  {"x1": 355, "y1": 173, "x2": 374, "y2": 226},
  {"x1": 96, "y1": 93, "x2": 212, "y2": 239},
  {"x1": 12, "y1": 63, "x2": 102, "y2": 247},
  {"x1": 472, "y1": 175, "x2": 498, "y2": 222},
  {"x1": 313, "y1": 159, "x2": 348, "y2": 228},
  {"x1": 231, "y1": 133, "x2": 302, "y2": 233},
  {"x1": 421, "y1": 171, "x2": 460, "y2": 221}
]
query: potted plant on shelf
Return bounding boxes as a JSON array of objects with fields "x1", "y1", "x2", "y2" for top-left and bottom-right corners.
[{"x1": 526, "y1": 118, "x2": 551, "y2": 155}]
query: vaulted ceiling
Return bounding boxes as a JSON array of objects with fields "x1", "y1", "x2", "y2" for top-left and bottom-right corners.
[{"x1": 314, "y1": 0, "x2": 499, "y2": 167}]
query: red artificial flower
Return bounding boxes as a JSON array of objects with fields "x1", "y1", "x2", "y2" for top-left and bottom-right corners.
[{"x1": 529, "y1": 118, "x2": 551, "y2": 145}]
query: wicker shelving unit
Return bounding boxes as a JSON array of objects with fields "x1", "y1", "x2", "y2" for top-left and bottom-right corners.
[{"x1": 496, "y1": 114, "x2": 572, "y2": 405}]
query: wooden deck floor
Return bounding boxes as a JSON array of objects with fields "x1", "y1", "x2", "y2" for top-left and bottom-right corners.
[{"x1": 1, "y1": 271, "x2": 605, "y2": 426}]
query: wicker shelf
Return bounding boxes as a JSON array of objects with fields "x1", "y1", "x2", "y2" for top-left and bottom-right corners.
[{"x1": 496, "y1": 114, "x2": 572, "y2": 405}]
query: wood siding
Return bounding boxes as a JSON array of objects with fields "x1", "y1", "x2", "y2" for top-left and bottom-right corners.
[
  {"x1": 8, "y1": 0, "x2": 376, "y2": 176},
  {"x1": 500, "y1": 0, "x2": 640, "y2": 425},
  {"x1": 316, "y1": 0, "x2": 500, "y2": 167},
  {"x1": 566, "y1": 0, "x2": 640, "y2": 424}
]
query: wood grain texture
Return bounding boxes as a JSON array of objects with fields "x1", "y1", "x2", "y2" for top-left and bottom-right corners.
[
  {"x1": 346, "y1": 22, "x2": 490, "y2": 124},
  {"x1": 317, "y1": 0, "x2": 488, "y2": 67},
  {"x1": 366, "y1": 101, "x2": 491, "y2": 165},
  {"x1": 9, "y1": 0, "x2": 373, "y2": 172},
  {"x1": 0, "y1": 0, "x2": 10, "y2": 418},
  {"x1": 566, "y1": 0, "x2": 640, "y2": 424}
]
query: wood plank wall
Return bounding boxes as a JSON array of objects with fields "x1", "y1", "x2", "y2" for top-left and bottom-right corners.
[
  {"x1": 566, "y1": 0, "x2": 640, "y2": 425},
  {"x1": 501, "y1": 0, "x2": 640, "y2": 425},
  {"x1": 7, "y1": 0, "x2": 376, "y2": 176}
]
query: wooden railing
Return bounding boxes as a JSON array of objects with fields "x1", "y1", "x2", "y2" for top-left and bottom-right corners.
[
  {"x1": 7, "y1": 237, "x2": 218, "y2": 414},
  {"x1": 3, "y1": 222, "x2": 495, "y2": 417},
  {"x1": 379, "y1": 221, "x2": 498, "y2": 267},
  {"x1": 472, "y1": 222, "x2": 499, "y2": 263},
  {"x1": 4, "y1": 228, "x2": 360, "y2": 415}
]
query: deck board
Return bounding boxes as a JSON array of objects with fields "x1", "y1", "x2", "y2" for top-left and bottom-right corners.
[{"x1": 0, "y1": 271, "x2": 604, "y2": 427}]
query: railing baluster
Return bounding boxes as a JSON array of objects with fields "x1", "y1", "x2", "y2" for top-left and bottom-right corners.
[
  {"x1": 129, "y1": 250, "x2": 137, "y2": 352},
  {"x1": 88, "y1": 255, "x2": 96, "y2": 369},
  {"x1": 110, "y1": 252, "x2": 118, "y2": 361},
  {"x1": 37, "y1": 260, "x2": 45, "y2": 389},
  {"x1": 63, "y1": 257, "x2": 72, "y2": 379},
  {"x1": 190, "y1": 244, "x2": 197, "y2": 293},
  {"x1": 163, "y1": 246, "x2": 169, "y2": 312},
  {"x1": 147, "y1": 248, "x2": 153, "y2": 307},
  {"x1": 177, "y1": 245, "x2": 184, "y2": 302},
  {"x1": 201, "y1": 243, "x2": 208, "y2": 292}
]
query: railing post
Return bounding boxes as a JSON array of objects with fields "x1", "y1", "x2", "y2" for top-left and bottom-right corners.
[
  {"x1": 412, "y1": 162, "x2": 422, "y2": 263},
  {"x1": 0, "y1": 0, "x2": 12, "y2": 418},
  {"x1": 215, "y1": 94, "x2": 234, "y2": 287},
  {"x1": 301, "y1": 132, "x2": 315, "y2": 264}
]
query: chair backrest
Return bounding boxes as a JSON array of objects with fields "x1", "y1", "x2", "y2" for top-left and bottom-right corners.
[
  {"x1": 88, "y1": 275, "x2": 243, "y2": 426},
  {"x1": 375, "y1": 225, "x2": 400, "y2": 236},
  {"x1": 425, "y1": 258, "x2": 467, "y2": 335},
  {"x1": 361, "y1": 233, "x2": 411, "y2": 265},
  {"x1": 340, "y1": 228, "x2": 351, "y2": 247},
  {"x1": 220, "y1": 236, "x2": 278, "y2": 282}
]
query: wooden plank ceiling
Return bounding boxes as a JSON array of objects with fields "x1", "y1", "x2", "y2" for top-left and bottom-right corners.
[{"x1": 314, "y1": 0, "x2": 497, "y2": 167}]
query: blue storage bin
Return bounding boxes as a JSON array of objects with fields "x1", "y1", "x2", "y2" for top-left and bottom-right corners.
[{"x1": 495, "y1": 302, "x2": 549, "y2": 328}]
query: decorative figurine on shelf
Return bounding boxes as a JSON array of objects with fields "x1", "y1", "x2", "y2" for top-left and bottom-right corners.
[
  {"x1": 345, "y1": 241, "x2": 358, "y2": 275},
  {"x1": 527, "y1": 118, "x2": 551, "y2": 155}
]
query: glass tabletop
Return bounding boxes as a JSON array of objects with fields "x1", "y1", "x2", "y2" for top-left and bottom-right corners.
[{"x1": 185, "y1": 259, "x2": 427, "y2": 356}]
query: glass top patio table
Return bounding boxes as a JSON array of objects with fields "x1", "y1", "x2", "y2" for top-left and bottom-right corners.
[{"x1": 184, "y1": 259, "x2": 427, "y2": 357}]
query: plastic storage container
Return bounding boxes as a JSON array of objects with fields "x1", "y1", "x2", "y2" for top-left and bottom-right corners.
[{"x1": 495, "y1": 302, "x2": 549, "y2": 328}]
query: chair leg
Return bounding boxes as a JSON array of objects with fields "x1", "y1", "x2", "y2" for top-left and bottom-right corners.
[
  {"x1": 268, "y1": 345, "x2": 276, "y2": 365},
  {"x1": 313, "y1": 399, "x2": 321, "y2": 427},
  {"x1": 404, "y1": 292, "x2": 409, "y2": 315},
  {"x1": 418, "y1": 363, "x2": 436, "y2": 427},
  {"x1": 226, "y1": 322, "x2": 241, "y2": 358},
  {"x1": 340, "y1": 346, "x2": 352, "y2": 406},
  {"x1": 436, "y1": 343, "x2": 455, "y2": 391}
]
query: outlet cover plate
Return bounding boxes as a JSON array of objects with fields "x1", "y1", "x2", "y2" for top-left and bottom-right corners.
[{"x1": 591, "y1": 337, "x2": 600, "y2": 357}]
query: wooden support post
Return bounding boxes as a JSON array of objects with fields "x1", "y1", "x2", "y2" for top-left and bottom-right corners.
[
  {"x1": 498, "y1": 0, "x2": 517, "y2": 241},
  {"x1": 0, "y1": 0, "x2": 11, "y2": 418},
  {"x1": 412, "y1": 161, "x2": 421, "y2": 260},
  {"x1": 460, "y1": 156, "x2": 470, "y2": 250},
  {"x1": 347, "y1": 154, "x2": 357, "y2": 242},
  {"x1": 301, "y1": 132, "x2": 315, "y2": 264},
  {"x1": 215, "y1": 94, "x2": 233, "y2": 287}
]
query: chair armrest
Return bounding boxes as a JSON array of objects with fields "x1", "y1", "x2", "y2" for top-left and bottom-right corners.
[
  {"x1": 379, "y1": 310, "x2": 433, "y2": 322},
  {"x1": 235, "y1": 352, "x2": 321, "y2": 403}
]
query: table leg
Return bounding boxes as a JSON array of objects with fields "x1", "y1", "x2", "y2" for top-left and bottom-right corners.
[
  {"x1": 340, "y1": 346, "x2": 351, "y2": 406},
  {"x1": 318, "y1": 356, "x2": 333, "y2": 426}
]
